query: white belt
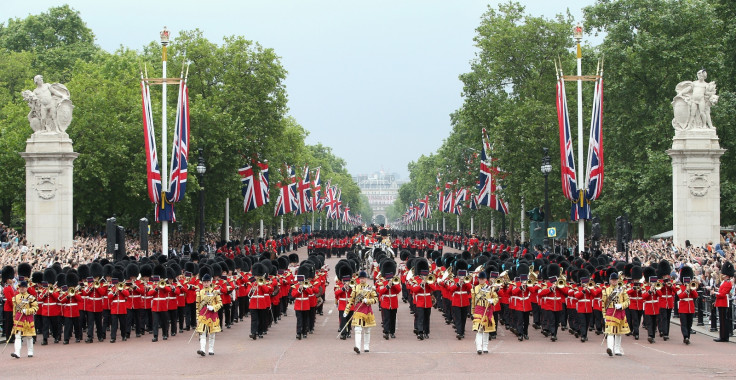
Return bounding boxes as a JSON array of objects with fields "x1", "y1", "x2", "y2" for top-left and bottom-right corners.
[
  {"x1": 251, "y1": 295, "x2": 265, "y2": 299},
  {"x1": 66, "y1": 303, "x2": 78, "y2": 306},
  {"x1": 416, "y1": 293, "x2": 430, "y2": 297},
  {"x1": 661, "y1": 295, "x2": 674, "y2": 299},
  {"x1": 383, "y1": 294, "x2": 398, "y2": 298},
  {"x1": 338, "y1": 298, "x2": 348, "y2": 302},
  {"x1": 43, "y1": 303, "x2": 58, "y2": 306},
  {"x1": 453, "y1": 291, "x2": 468, "y2": 295},
  {"x1": 578, "y1": 299, "x2": 591, "y2": 302},
  {"x1": 680, "y1": 298, "x2": 693, "y2": 301},
  {"x1": 295, "y1": 297, "x2": 309, "y2": 301},
  {"x1": 88, "y1": 297, "x2": 103, "y2": 301},
  {"x1": 112, "y1": 300, "x2": 126, "y2": 303},
  {"x1": 130, "y1": 295, "x2": 142, "y2": 298},
  {"x1": 629, "y1": 297, "x2": 641, "y2": 301},
  {"x1": 644, "y1": 300, "x2": 658, "y2": 304},
  {"x1": 153, "y1": 298, "x2": 167, "y2": 301},
  {"x1": 520, "y1": 296, "x2": 530, "y2": 301}
]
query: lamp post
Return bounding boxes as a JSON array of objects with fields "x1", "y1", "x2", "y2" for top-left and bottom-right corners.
[
  {"x1": 196, "y1": 147, "x2": 206, "y2": 252},
  {"x1": 541, "y1": 147, "x2": 552, "y2": 250}
]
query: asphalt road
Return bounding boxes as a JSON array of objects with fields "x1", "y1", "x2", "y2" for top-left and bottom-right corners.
[{"x1": 5, "y1": 246, "x2": 736, "y2": 379}]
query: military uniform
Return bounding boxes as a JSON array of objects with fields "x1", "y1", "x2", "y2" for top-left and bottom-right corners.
[
  {"x1": 471, "y1": 281, "x2": 498, "y2": 354},
  {"x1": 196, "y1": 279, "x2": 222, "y2": 356},
  {"x1": 10, "y1": 286, "x2": 38, "y2": 358},
  {"x1": 345, "y1": 278, "x2": 377, "y2": 354},
  {"x1": 602, "y1": 277, "x2": 630, "y2": 357}
]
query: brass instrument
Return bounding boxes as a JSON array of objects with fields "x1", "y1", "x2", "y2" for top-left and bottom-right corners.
[
  {"x1": 256, "y1": 277, "x2": 267, "y2": 286},
  {"x1": 348, "y1": 279, "x2": 357, "y2": 287},
  {"x1": 556, "y1": 278, "x2": 567, "y2": 288},
  {"x1": 494, "y1": 277, "x2": 504, "y2": 286},
  {"x1": 587, "y1": 281, "x2": 596, "y2": 290},
  {"x1": 462, "y1": 275, "x2": 473, "y2": 284},
  {"x1": 390, "y1": 276, "x2": 401, "y2": 286},
  {"x1": 117, "y1": 282, "x2": 126, "y2": 291},
  {"x1": 68, "y1": 286, "x2": 79, "y2": 297},
  {"x1": 94, "y1": 279, "x2": 102, "y2": 289},
  {"x1": 654, "y1": 282, "x2": 663, "y2": 291},
  {"x1": 158, "y1": 279, "x2": 167, "y2": 289},
  {"x1": 526, "y1": 277, "x2": 536, "y2": 287},
  {"x1": 498, "y1": 271, "x2": 510, "y2": 285},
  {"x1": 425, "y1": 273, "x2": 436, "y2": 285},
  {"x1": 688, "y1": 281, "x2": 699, "y2": 291}
]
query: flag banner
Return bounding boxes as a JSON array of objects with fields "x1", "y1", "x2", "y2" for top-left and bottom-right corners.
[
  {"x1": 239, "y1": 160, "x2": 269, "y2": 212},
  {"x1": 297, "y1": 166, "x2": 312, "y2": 214},
  {"x1": 556, "y1": 71, "x2": 578, "y2": 202},
  {"x1": 140, "y1": 74, "x2": 161, "y2": 206},
  {"x1": 585, "y1": 74, "x2": 604, "y2": 201},
  {"x1": 312, "y1": 167, "x2": 322, "y2": 211},
  {"x1": 165, "y1": 77, "x2": 190, "y2": 204}
]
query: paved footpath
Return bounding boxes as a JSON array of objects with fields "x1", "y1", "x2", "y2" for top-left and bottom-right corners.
[{"x1": 5, "y1": 246, "x2": 736, "y2": 379}]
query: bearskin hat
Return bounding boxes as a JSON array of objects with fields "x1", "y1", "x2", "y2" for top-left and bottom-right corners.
[
  {"x1": 31, "y1": 271, "x2": 43, "y2": 284},
  {"x1": 381, "y1": 260, "x2": 397, "y2": 277},
  {"x1": 166, "y1": 267, "x2": 176, "y2": 280},
  {"x1": 296, "y1": 265, "x2": 311, "y2": 279},
  {"x1": 140, "y1": 264, "x2": 153, "y2": 278},
  {"x1": 153, "y1": 264, "x2": 166, "y2": 278},
  {"x1": 17, "y1": 262, "x2": 31, "y2": 279},
  {"x1": 224, "y1": 259, "x2": 235, "y2": 272},
  {"x1": 643, "y1": 266, "x2": 657, "y2": 282},
  {"x1": 547, "y1": 263, "x2": 560, "y2": 278},
  {"x1": 198, "y1": 265, "x2": 211, "y2": 279},
  {"x1": 517, "y1": 263, "x2": 530, "y2": 276},
  {"x1": 251, "y1": 262, "x2": 267, "y2": 277},
  {"x1": 454, "y1": 259, "x2": 468, "y2": 276},
  {"x1": 288, "y1": 253, "x2": 300, "y2": 264},
  {"x1": 102, "y1": 263, "x2": 113, "y2": 279},
  {"x1": 170, "y1": 263, "x2": 182, "y2": 277},
  {"x1": 2, "y1": 266, "x2": 14, "y2": 283},
  {"x1": 577, "y1": 268, "x2": 590, "y2": 280},
  {"x1": 400, "y1": 250, "x2": 411, "y2": 261},
  {"x1": 125, "y1": 263, "x2": 139, "y2": 279},
  {"x1": 112, "y1": 269, "x2": 124, "y2": 282},
  {"x1": 277, "y1": 256, "x2": 289, "y2": 270},
  {"x1": 679, "y1": 265, "x2": 694, "y2": 281},
  {"x1": 184, "y1": 262, "x2": 196, "y2": 275},
  {"x1": 414, "y1": 258, "x2": 430, "y2": 275},
  {"x1": 461, "y1": 251, "x2": 471, "y2": 260},
  {"x1": 631, "y1": 265, "x2": 643, "y2": 282},
  {"x1": 657, "y1": 260, "x2": 672, "y2": 278},
  {"x1": 211, "y1": 263, "x2": 223, "y2": 277},
  {"x1": 43, "y1": 268, "x2": 57, "y2": 284},
  {"x1": 722, "y1": 261, "x2": 735, "y2": 278},
  {"x1": 55, "y1": 272, "x2": 66, "y2": 286},
  {"x1": 66, "y1": 272, "x2": 79, "y2": 287},
  {"x1": 89, "y1": 262, "x2": 102, "y2": 279}
]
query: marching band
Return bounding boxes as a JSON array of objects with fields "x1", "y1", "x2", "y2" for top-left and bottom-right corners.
[{"x1": 1, "y1": 229, "x2": 734, "y2": 360}]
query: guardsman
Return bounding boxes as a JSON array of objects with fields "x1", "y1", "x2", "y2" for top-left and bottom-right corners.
[
  {"x1": 376, "y1": 260, "x2": 401, "y2": 340},
  {"x1": 246, "y1": 262, "x2": 272, "y2": 340},
  {"x1": 447, "y1": 260, "x2": 472, "y2": 340},
  {"x1": 344, "y1": 271, "x2": 378, "y2": 354},
  {"x1": 712, "y1": 261, "x2": 734, "y2": 342},
  {"x1": 59, "y1": 272, "x2": 83, "y2": 344},
  {"x1": 602, "y1": 272, "x2": 629, "y2": 356},
  {"x1": 625, "y1": 266, "x2": 644, "y2": 340},
  {"x1": 196, "y1": 272, "x2": 222, "y2": 356},
  {"x1": 677, "y1": 265, "x2": 698, "y2": 345},
  {"x1": 409, "y1": 258, "x2": 437, "y2": 340},
  {"x1": 108, "y1": 271, "x2": 130, "y2": 343},
  {"x1": 574, "y1": 271, "x2": 596, "y2": 342},
  {"x1": 2, "y1": 266, "x2": 17, "y2": 344},
  {"x1": 292, "y1": 266, "x2": 314, "y2": 340},
  {"x1": 9, "y1": 280, "x2": 38, "y2": 358},
  {"x1": 656, "y1": 260, "x2": 675, "y2": 341}
]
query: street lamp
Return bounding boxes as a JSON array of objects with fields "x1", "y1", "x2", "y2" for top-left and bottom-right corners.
[
  {"x1": 541, "y1": 147, "x2": 552, "y2": 250},
  {"x1": 196, "y1": 147, "x2": 206, "y2": 253}
]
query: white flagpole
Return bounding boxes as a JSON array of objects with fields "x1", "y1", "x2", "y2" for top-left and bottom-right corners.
[
  {"x1": 575, "y1": 25, "x2": 585, "y2": 255},
  {"x1": 225, "y1": 198, "x2": 230, "y2": 241},
  {"x1": 161, "y1": 27, "x2": 169, "y2": 256}
]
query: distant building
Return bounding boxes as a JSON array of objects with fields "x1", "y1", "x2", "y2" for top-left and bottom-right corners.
[{"x1": 354, "y1": 171, "x2": 406, "y2": 224}]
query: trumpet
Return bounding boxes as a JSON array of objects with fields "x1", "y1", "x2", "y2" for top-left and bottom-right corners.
[
  {"x1": 587, "y1": 281, "x2": 596, "y2": 290},
  {"x1": 158, "y1": 279, "x2": 167, "y2": 289},
  {"x1": 493, "y1": 277, "x2": 504, "y2": 286},
  {"x1": 688, "y1": 281, "x2": 699, "y2": 290},
  {"x1": 654, "y1": 282, "x2": 663, "y2": 291},
  {"x1": 94, "y1": 279, "x2": 102, "y2": 289},
  {"x1": 556, "y1": 278, "x2": 567, "y2": 288},
  {"x1": 390, "y1": 276, "x2": 401, "y2": 286},
  {"x1": 425, "y1": 273, "x2": 436, "y2": 285},
  {"x1": 348, "y1": 279, "x2": 357, "y2": 288},
  {"x1": 256, "y1": 277, "x2": 267, "y2": 286},
  {"x1": 462, "y1": 275, "x2": 473, "y2": 284},
  {"x1": 526, "y1": 278, "x2": 536, "y2": 287}
]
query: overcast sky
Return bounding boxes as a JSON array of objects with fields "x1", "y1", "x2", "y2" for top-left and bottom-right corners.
[{"x1": 1, "y1": 0, "x2": 596, "y2": 179}]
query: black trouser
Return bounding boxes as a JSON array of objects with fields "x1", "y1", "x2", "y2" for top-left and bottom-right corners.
[
  {"x1": 110, "y1": 314, "x2": 128, "y2": 340},
  {"x1": 309, "y1": 307, "x2": 316, "y2": 331},
  {"x1": 381, "y1": 308, "x2": 397, "y2": 334},
  {"x1": 658, "y1": 308, "x2": 672, "y2": 336},
  {"x1": 239, "y1": 297, "x2": 249, "y2": 318},
  {"x1": 42, "y1": 315, "x2": 61, "y2": 342},
  {"x1": 185, "y1": 303, "x2": 196, "y2": 329},
  {"x1": 566, "y1": 308, "x2": 576, "y2": 332},
  {"x1": 442, "y1": 298, "x2": 452, "y2": 322},
  {"x1": 560, "y1": 305, "x2": 568, "y2": 329},
  {"x1": 2, "y1": 311, "x2": 12, "y2": 341},
  {"x1": 679, "y1": 313, "x2": 693, "y2": 339},
  {"x1": 626, "y1": 309, "x2": 642, "y2": 336},
  {"x1": 645, "y1": 314, "x2": 658, "y2": 338},
  {"x1": 339, "y1": 310, "x2": 353, "y2": 336},
  {"x1": 272, "y1": 303, "x2": 281, "y2": 322},
  {"x1": 252, "y1": 308, "x2": 269, "y2": 335},
  {"x1": 64, "y1": 316, "x2": 82, "y2": 341},
  {"x1": 87, "y1": 311, "x2": 104, "y2": 340},
  {"x1": 593, "y1": 310, "x2": 603, "y2": 332},
  {"x1": 532, "y1": 303, "x2": 541, "y2": 326},
  {"x1": 578, "y1": 312, "x2": 592, "y2": 338},
  {"x1": 501, "y1": 304, "x2": 510, "y2": 326},
  {"x1": 152, "y1": 311, "x2": 169, "y2": 338},
  {"x1": 452, "y1": 305, "x2": 468, "y2": 336},
  {"x1": 295, "y1": 310, "x2": 309, "y2": 335},
  {"x1": 545, "y1": 310, "x2": 563, "y2": 337},
  {"x1": 134, "y1": 309, "x2": 146, "y2": 335},
  {"x1": 415, "y1": 307, "x2": 431, "y2": 335},
  {"x1": 168, "y1": 308, "x2": 178, "y2": 335},
  {"x1": 491, "y1": 311, "x2": 500, "y2": 336},
  {"x1": 178, "y1": 306, "x2": 186, "y2": 329},
  {"x1": 718, "y1": 307, "x2": 730, "y2": 341},
  {"x1": 515, "y1": 310, "x2": 530, "y2": 336}
]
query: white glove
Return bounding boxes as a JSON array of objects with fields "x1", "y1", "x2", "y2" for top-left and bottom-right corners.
[
  {"x1": 491, "y1": 299, "x2": 496, "y2": 305},
  {"x1": 362, "y1": 299, "x2": 369, "y2": 304},
  {"x1": 343, "y1": 312, "x2": 348, "y2": 318},
  {"x1": 22, "y1": 309, "x2": 27, "y2": 315},
  {"x1": 207, "y1": 305, "x2": 214, "y2": 311},
  {"x1": 615, "y1": 303, "x2": 622, "y2": 310}
]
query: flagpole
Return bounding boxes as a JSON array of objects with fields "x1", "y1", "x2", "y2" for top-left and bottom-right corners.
[
  {"x1": 160, "y1": 27, "x2": 169, "y2": 257},
  {"x1": 575, "y1": 25, "x2": 585, "y2": 255}
]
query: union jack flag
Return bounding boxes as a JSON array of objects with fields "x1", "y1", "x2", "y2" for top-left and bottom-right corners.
[
  {"x1": 140, "y1": 73, "x2": 161, "y2": 206},
  {"x1": 165, "y1": 77, "x2": 190, "y2": 204},
  {"x1": 468, "y1": 192, "x2": 479, "y2": 210},
  {"x1": 556, "y1": 71, "x2": 578, "y2": 202},
  {"x1": 442, "y1": 181, "x2": 454, "y2": 213},
  {"x1": 312, "y1": 167, "x2": 322, "y2": 211},
  {"x1": 453, "y1": 187, "x2": 467, "y2": 215},
  {"x1": 239, "y1": 161, "x2": 269, "y2": 212},
  {"x1": 585, "y1": 74, "x2": 604, "y2": 201},
  {"x1": 297, "y1": 166, "x2": 312, "y2": 214},
  {"x1": 419, "y1": 194, "x2": 431, "y2": 219},
  {"x1": 477, "y1": 128, "x2": 493, "y2": 207}
]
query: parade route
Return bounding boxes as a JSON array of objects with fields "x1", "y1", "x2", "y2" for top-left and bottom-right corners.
[{"x1": 5, "y1": 246, "x2": 736, "y2": 379}]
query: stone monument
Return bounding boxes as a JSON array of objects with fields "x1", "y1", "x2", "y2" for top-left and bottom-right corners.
[
  {"x1": 19, "y1": 75, "x2": 78, "y2": 250},
  {"x1": 667, "y1": 69, "x2": 725, "y2": 247}
]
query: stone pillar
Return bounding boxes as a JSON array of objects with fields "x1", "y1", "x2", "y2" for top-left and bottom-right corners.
[
  {"x1": 20, "y1": 133, "x2": 78, "y2": 250},
  {"x1": 667, "y1": 129, "x2": 724, "y2": 247}
]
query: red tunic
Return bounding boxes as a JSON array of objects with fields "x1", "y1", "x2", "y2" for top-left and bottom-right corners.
[
  {"x1": 715, "y1": 280, "x2": 732, "y2": 308},
  {"x1": 108, "y1": 289, "x2": 130, "y2": 315},
  {"x1": 377, "y1": 281, "x2": 401, "y2": 310},
  {"x1": 676, "y1": 287, "x2": 698, "y2": 314},
  {"x1": 291, "y1": 284, "x2": 314, "y2": 311}
]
